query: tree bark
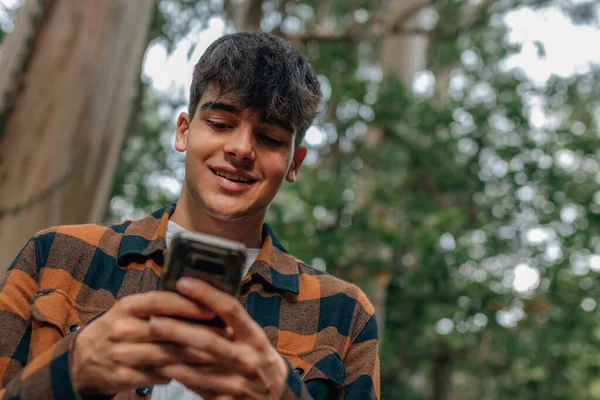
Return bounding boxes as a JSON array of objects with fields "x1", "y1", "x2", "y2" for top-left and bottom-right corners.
[
  {"x1": 226, "y1": 0, "x2": 263, "y2": 32},
  {"x1": 381, "y1": 0, "x2": 430, "y2": 93},
  {"x1": 432, "y1": 345, "x2": 453, "y2": 400},
  {"x1": 0, "y1": 0, "x2": 153, "y2": 272},
  {"x1": 362, "y1": 0, "x2": 431, "y2": 338}
]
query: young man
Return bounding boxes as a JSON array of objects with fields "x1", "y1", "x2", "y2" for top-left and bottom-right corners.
[{"x1": 0, "y1": 32, "x2": 379, "y2": 400}]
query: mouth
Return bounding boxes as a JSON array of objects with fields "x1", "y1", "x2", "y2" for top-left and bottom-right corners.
[{"x1": 210, "y1": 168, "x2": 257, "y2": 184}]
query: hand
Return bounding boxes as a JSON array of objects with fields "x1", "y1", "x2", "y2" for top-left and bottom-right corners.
[
  {"x1": 70, "y1": 291, "x2": 219, "y2": 396},
  {"x1": 148, "y1": 278, "x2": 289, "y2": 400}
]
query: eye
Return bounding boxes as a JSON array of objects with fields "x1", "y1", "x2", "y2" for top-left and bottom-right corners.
[
  {"x1": 259, "y1": 133, "x2": 284, "y2": 147},
  {"x1": 206, "y1": 120, "x2": 233, "y2": 131}
]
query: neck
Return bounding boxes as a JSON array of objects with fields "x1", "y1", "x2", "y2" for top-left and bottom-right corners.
[{"x1": 171, "y1": 191, "x2": 265, "y2": 249}]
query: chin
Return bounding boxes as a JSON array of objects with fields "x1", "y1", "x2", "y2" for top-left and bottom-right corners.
[
  {"x1": 206, "y1": 208, "x2": 249, "y2": 221},
  {"x1": 186, "y1": 181, "x2": 267, "y2": 221},
  {"x1": 201, "y1": 200, "x2": 261, "y2": 221}
]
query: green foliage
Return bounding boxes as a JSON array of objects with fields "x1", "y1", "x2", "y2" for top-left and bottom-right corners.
[
  {"x1": 0, "y1": 1, "x2": 20, "y2": 46},
  {"x1": 110, "y1": 0, "x2": 600, "y2": 398}
]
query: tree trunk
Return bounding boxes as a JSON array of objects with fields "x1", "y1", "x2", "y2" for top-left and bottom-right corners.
[
  {"x1": 226, "y1": 0, "x2": 263, "y2": 32},
  {"x1": 363, "y1": 0, "x2": 430, "y2": 338},
  {"x1": 380, "y1": 0, "x2": 429, "y2": 86},
  {"x1": 432, "y1": 345, "x2": 453, "y2": 400},
  {"x1": 0, "y1": 0, "x2": 153, "y2": 272}
]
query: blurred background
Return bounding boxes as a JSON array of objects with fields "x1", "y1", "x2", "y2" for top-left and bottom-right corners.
[{"x1": 1, "y1": 0, "x2": 600, "y2": 398}]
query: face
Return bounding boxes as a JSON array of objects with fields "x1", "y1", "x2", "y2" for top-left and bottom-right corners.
[{"x1": 175, "y1": 85, "x2": 307, "y2": 221}]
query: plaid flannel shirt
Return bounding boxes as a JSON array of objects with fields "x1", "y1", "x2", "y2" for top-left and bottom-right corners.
[{"x1": 0, "y1": 203, "x2": 379, "y2": 400}]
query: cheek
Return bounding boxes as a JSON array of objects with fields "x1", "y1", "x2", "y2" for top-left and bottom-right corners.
[
  {"x1": 263, "y1": 155, "x2": 293, "y2": 181},
  {"x1": 187, "y1": 133, "x2": 217, "y2": 157}
]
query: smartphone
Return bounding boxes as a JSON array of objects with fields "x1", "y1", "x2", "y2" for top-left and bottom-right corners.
[{"x1": 160, "y1": 231, "x2": 247, "y2": 327}]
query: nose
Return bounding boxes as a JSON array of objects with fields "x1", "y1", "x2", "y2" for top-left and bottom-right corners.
[{"x1": 223, "y1": 124, "x2": 255, "y2": 161}]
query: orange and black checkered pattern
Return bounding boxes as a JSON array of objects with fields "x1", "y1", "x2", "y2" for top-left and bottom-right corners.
[{"x1": 0, "y1": 204, "x2": 379, "y2": 400}]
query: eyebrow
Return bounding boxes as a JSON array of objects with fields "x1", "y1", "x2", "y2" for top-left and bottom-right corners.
[
  {"x1": 266, "y1": 119, "x2": 294, "y2": 135},
  {"x1": 200, "y1": 102, "x2": 241, "y2": 115},
  {"x1": 200, "y1": 101, "x2": 295, "y2": 135}
]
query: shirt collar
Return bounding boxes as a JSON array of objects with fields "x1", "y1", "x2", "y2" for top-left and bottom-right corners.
[
  {"x1": 245, "y1": 224, "x2": 300, "y2": 294},
  {"x1": 116, "y1": 203, "x2": 173, "y2": 266},
  {"x1": 116, "y1": 203, "x2": 300, "y2": 294}
]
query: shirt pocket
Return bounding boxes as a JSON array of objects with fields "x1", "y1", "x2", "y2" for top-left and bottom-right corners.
[
  {"x1": 279, "y1": 346, "x2": 346, "y2": 398},
  {"x1": 29, "y1": 288, "x2": 106, "y2": 358}
]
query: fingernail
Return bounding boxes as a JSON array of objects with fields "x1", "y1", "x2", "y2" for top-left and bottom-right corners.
[
  {"x1": 150, "y1": 316, "x2": 163, "y2": 330},
  {"x1": 224, "y1": 326, "x2": 235, "y2": 340},
  {"x1": 177, "y1": 278, "x2": 193, "y2": 292}
]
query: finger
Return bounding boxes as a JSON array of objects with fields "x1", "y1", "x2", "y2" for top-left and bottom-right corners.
[
  {"x1": 203, "y1": 393, "x2": 237, "y2": 400},
  {"x1": 156, "y1": 364, "x2": 267, "y2": 399},
  {"x1": 117, "y1": 291, "x2": 216, "y2": 320},
  {"x1": 186, "y1": 389, "x2": 221, "y2": 400},
  {"x1": 109, "y1": 342, "x2": 217, "y2": 367},
  {"x1": 224, "y1": 326, "x2": 234, "y2": 341},
  {"x1": 177, "y1": 389, "x2": 236, "y2": 400},
  {"x1": 107, "y1": 312, "x2": 223, "y2": 345},
  {"x1": 176, "y1": 278, "x2": 265, "y2": 345},
  {"x1": 149, "y1": 317, "x2": 238, "y2": 358},
  {"x1": 149, "y1": 317, "x2": 258, "y2": 375},
  {"x1": 183, "y1": 347, "x2": 219, "y2": 366},
  {"x1": 111, "y1": 366, "x2": 171, "y2": 390},
  {"x1": 107, "y1": 316, "x2": 155, "y2": 343},
  {"x1": 107, "y1": 315, "x2": 220, "y2": 345},
  {"x1": 149, "y1": 315, "x2": 227, "y2": 337}
]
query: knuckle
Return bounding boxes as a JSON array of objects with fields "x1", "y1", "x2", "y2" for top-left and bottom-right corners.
[
  {"x1": 149, "y1": 324, "x2": 171, "y2": 341},
  {"x1": 221, "y1": 302, "x2": 240, "y2": 319},
  {"x1": 115, "y1": 367, "x2": 136, "y2": 385},
  {"x1": 173, "y1": 368, "x2": 193, "y2": 386},
  {"x1": 116, "y1": 296, "x2": 136, "y2": 314},
  {"x1": 145, "y1": 293, "x2": 161, "y2": 312},
  {"x1": 229, "y1": 377, "x2": 247, "y2": 396},
  {"x1": 238, "y1": 353, "x2": 258, "y2": 374},
  {"x1": 109, "y1": 320, "x2": 133, "y2": 340},
  {"x1": 155, "y1": 346, "x2": 176, "y2": 364},
  {"x1": 149, "y1": 291, "x2": 175, "y2": 315},
  {"x1": 195, "y1": 341, "x2": 209, "y2": 352},
  {"x1": 107, "y1": 346, "x2": 126, "y2": 363},
  {"x1": 253, "y1": 336, "x2": 269, "y2": 351}
]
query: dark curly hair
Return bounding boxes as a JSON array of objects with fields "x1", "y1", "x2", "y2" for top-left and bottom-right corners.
[{"x1": 188, "y1": 32, "x2": 322, "y2": 147}]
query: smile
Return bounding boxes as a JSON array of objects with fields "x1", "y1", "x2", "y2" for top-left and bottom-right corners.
[{"x1": 210, "y1": 168, "x2": 256, "y2": 184}]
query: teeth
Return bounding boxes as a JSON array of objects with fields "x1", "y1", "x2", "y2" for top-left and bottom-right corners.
[{"x1": 214, "y1": 170, "x2": 252, "y2": 183}]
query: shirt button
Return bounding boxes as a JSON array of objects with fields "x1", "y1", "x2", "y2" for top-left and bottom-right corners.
[
  {"x1": 67, "y1": 324, "x2": 80, "y2": 334},
  {"x1": 136, "y1": 387, "x2": 151, "y2": 396},
  {"x1": 294, "y1": 367, "x2": 305, "y2": 377}
]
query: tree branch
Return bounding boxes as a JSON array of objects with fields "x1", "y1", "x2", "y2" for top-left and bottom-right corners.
[
  {"x1": 387, "y1": 0, "x2": 439, "y2": 31},
  {"x1": 283, "y1": 0, "x2": 445, "y2": 44},
  {"x1": 283, "y1": 25, "x2": 430, "y2": 43},
  {"x1": 315, "y1": 0, "x2": 335, "y2": 28}
]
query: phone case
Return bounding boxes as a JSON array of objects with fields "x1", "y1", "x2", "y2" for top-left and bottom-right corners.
[{"x1": 161, "y1": 231, "x2": 247, "y2": 295}]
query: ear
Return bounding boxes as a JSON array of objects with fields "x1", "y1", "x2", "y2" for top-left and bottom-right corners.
[
  {"x1": 175, "y1": 112, "x2": 191, "y2": 153},
  {"x1": 286, "y1": 145, "x2": 307, "y2": 183}
]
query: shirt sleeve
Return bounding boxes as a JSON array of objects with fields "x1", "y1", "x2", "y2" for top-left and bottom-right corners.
[
  {"x1": 280, "y1": 358, "x2": 314, "y2": 399},
  {"x1": 0, "y1": 238, "x2": 82, "y2": 400},
  {"x1": 337, "y1": 314, "x2": 380, "y2": 400}
]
